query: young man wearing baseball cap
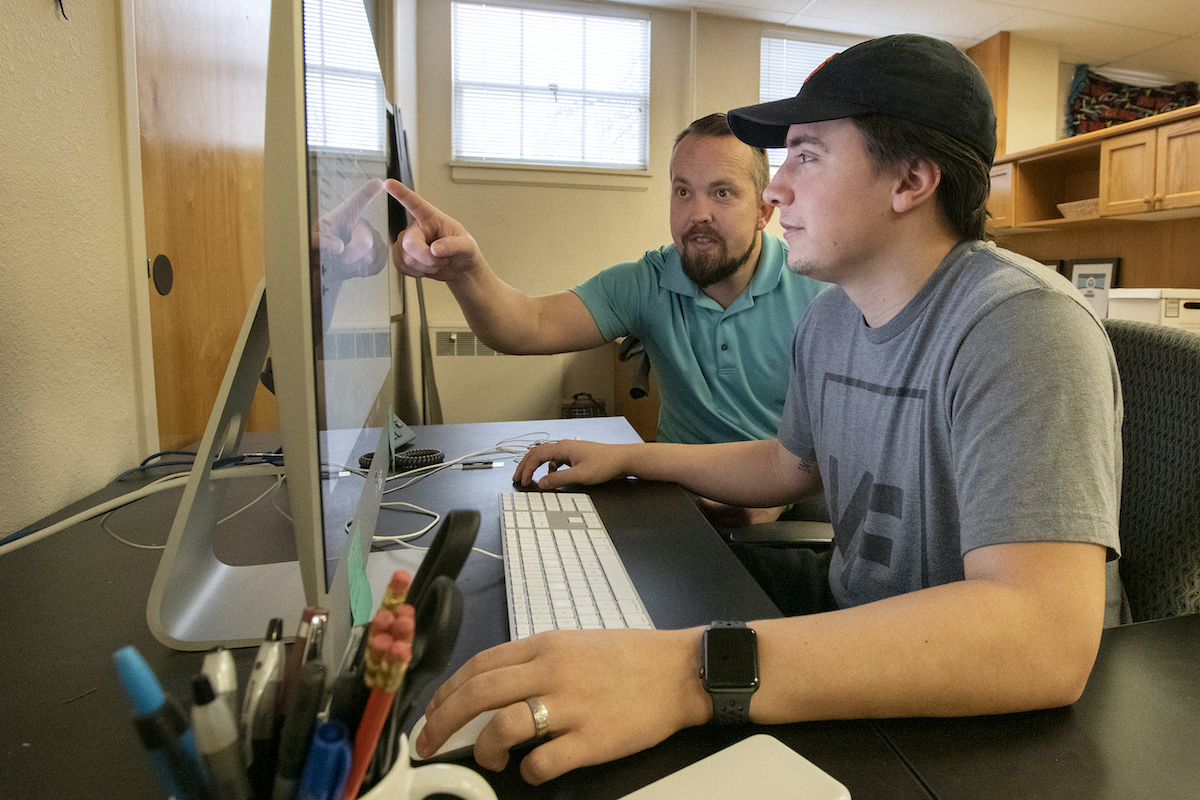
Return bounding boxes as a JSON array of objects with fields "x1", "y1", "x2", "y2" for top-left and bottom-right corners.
[{"x1": 413, "y1": 35, "x2": 1124, "y2": 785}]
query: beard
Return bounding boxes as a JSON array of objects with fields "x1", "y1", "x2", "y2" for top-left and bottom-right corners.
[{"x1": 678, "y1": 228, "x2": 758, "y2": 289}]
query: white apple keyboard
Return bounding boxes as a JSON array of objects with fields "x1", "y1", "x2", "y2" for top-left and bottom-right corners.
[
  {"x1": 499, "y1": 491, "x2": 654, "y2": 639},
  {"x1": 409, "y1": 710, "x2": 496, "y2": 760}
]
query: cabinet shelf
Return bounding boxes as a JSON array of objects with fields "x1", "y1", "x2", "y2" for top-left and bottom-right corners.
[{"x1": 990, "y1": 104, "x2": 1200, "y2": 232}]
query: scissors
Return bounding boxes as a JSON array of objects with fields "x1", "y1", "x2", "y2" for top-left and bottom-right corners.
[
  {"x1": 370, "y1": 509, "x2": 478, "y2": 780},
  {"x1": 406, "y1": 508, "x2": 479, "y2": 610}
]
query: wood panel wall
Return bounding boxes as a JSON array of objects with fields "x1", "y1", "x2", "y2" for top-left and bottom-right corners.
[{"x1": 994, "y1": 218, "x2": 1200, "y2": 289}]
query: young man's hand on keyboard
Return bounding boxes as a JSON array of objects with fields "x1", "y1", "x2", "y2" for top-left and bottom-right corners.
[
  {"x1": 512, "y1": 439, "x2": 635, "y2": 491},
  {"x1": 413, "y1": 627, "x2": 712, "y2": 785}
]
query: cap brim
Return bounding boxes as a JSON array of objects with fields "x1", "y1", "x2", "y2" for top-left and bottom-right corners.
[{"x1": 728, "y1": 95, "x2": 878, "y2": 148}]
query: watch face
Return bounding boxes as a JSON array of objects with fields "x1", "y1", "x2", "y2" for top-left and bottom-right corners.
[{"x1": 704, "y1": 626, "x2": 759, "y2": 690}]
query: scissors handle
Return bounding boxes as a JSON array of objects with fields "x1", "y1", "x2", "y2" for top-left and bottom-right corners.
[{"x1": 407, "y1": 510, "x2": 479, "y2": 610}]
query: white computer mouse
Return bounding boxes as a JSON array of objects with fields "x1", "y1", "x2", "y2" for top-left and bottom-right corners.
[{"x1": 409, "y1": 709, "x2": 497, "y2": 760}]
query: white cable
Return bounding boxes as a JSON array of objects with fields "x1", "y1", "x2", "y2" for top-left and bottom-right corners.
[
  {"x1": 0, "y1": 463, "x2": 286, "y2": 558},
  {"x1": 381, "y1": 431, "x2": 555, "y2": 495},
  {"x1": 469, "y1": 546, "x2": 502, "y2": 560},
  {"x1": 101, "y1": 510, "x2": 165, "y2": 551},
  {"x1": 0, "y1": 475, "x2": 190, "y2": 557},
  {"x1": 374, "y1": 501, "x2": 441, "y2": 544},
  {"x1": 4, "y1": 430, "x2": 542, "y2": 560},
  {"x1": 373, "y1": 432, "x2": 552, "y2": 559},
  {"x1": 375, "y1": 501, "x2": 501, "y2": 561},
  {"x1": 217, "y1": 474, "x2": 287, "y2": 525}
]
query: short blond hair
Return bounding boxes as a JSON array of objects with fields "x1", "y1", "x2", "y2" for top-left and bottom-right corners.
[{"x1": 671, "y1": 113, "x2": 770, "y2": 199}]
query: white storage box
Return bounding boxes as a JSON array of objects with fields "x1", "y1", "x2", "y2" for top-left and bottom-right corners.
[{"x1": 1106, "y1": 289, "x2": 1200, "y2": 333}]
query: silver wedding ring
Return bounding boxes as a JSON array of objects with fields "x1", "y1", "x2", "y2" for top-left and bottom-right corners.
[{"x1": 526, "y1": 696, "x2": 550, "y2": 740}]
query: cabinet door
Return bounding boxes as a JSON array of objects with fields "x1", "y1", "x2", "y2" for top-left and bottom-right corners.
[
  {"x1": 1157, "y1": 116, "x2": 1200, "y2": 212},
  {"x1": 1099, "y1": 128, "x2": 1157, "y2": 216},
  {"x1": 987, "y1": 162, "x2": 1014, "y2": 229}
]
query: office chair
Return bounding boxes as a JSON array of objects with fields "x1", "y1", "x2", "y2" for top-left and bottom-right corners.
[
  {"x1": 1104, "y1": 318, "x2": 1200, "y2": 622},
  {"x1": 720, "y1": 494, "x2": 835, "y2": 549}
]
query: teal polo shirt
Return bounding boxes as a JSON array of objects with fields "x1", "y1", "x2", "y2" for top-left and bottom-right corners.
[{"x1": 572, "y1": 233, "x2": 827, "y2": 444}]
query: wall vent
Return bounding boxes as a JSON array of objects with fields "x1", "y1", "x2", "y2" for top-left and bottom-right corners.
[{"x1": 435, "y1": 329, "x2": 499, "y2": 357}]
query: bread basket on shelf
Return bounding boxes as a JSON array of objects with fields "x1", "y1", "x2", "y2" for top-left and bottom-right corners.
[{"x1": 1056, "y1": 198, "x2": 1099, "y2": 219}]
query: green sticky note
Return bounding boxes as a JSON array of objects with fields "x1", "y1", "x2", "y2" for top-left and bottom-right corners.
[{"x1": 345, "y1": 521, "x2": 374, "y2": 625}]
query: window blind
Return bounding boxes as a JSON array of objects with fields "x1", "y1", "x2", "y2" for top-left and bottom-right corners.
[
  {"x1": 759, "y1": 34, "x2": 853, "y2": 166},
  {"x1": 304, "y1": 0, "x2": 386, "y2": 153},
  {"x1": 452, "y1": 2, "x2": 651, "y2": 169}
]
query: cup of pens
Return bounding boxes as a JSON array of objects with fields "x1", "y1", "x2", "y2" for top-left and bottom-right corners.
[{"x1": 114, "y1": 559, "x2": 495, "y2": 800}]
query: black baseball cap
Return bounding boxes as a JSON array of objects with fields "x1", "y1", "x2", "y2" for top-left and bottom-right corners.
[{"x1": 728, "y1": 34, "x2": 997, "y2": 166}]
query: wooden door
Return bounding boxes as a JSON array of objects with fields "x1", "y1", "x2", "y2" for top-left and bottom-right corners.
[
  {"x1": 1157, "y1": 116, "x2": 1200, "y2": 212},
  {"x1": 1099, "y1": 128, "x2": 1158, "y2": 216},
  {"x1": 135, "y1": 0, "x2": 278, "y2": 451}
]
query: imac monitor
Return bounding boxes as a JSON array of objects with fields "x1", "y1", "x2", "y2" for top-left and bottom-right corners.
[{"x1": 147, "y1": 0, "x2": 413, "y2": 656}]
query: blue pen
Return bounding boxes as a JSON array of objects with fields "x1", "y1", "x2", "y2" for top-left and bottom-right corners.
[
  {"x1": 113, "y1": 645, "x2": 212, "y2": 800},
  {"x1": 296, "y1": 720, "x2": 353, "y2": 800}
]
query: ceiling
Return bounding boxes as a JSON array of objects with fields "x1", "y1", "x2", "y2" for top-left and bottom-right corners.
[{"x1": 634, "y1": 0, "x2": 1200, "y2": 84}]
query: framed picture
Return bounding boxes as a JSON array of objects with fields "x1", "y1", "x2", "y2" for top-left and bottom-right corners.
[
  {"x1": 1067, "y1": 258, "x2": 1121, "y2": 318},
  {"x1": 1038, "y1": 259, "x2": 1065, "y2": 276}
]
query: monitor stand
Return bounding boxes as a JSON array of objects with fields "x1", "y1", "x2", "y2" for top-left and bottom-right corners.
[{"x1": 146, "y1": 281, "x2": 308, "y2": 651}]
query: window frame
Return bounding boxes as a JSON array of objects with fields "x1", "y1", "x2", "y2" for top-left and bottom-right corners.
[{"x1": 449, "y1": 0, "x2": 653, "y2": 191}]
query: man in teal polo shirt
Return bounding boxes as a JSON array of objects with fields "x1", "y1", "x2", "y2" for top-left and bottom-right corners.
[
  {"x1": 572, "y1": 231, "x2": 802, "y2": 446},
  {"x1": 386, "y1": 113, "x2": 826, "y2": 522}
]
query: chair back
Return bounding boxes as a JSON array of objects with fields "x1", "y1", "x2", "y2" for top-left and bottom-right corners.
[{"x1": 1104, "y1": 319, "x2": 1200, "y2": 621}]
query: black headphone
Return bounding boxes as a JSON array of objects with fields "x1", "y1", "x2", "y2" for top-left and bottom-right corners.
[
  {"x1": 358, "y1": 448, "x2": 444, "y2": 471},
  {"x1": 393, "y1": 448, "x2": 444, "y2": 470}
]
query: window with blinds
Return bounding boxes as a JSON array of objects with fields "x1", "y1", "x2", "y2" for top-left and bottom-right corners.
[
  {"x1": 452, "y1": 1, "x2": 651, "y2": 170},
  {"x1": 759, "y1": 33, "x2": 859, "y2": 166},
  {"x1": 303, "y1": 0, "x2": 386, "y2": 153}
]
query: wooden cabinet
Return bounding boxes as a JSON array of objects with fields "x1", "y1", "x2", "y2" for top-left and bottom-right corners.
[
  {"x1": 987, "y1": 162, "x2": 1014, "y2": 229},
  {"x1": 1101, "y1": 117, "x2": 1200, "y2": 218},
  {"x1": 992, "y1": 104, "x2": 1200, "y2": 232},
  {"x1": 1159, "y1": 116, "x2": 1200, "y2": 212},
  {"x1": 1100, "y1": 128, "x2": 1158, "y2": 215}
]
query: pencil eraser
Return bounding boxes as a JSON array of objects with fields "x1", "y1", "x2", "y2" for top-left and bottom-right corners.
[{"x1": 388, "y1": 570, "x2": 413, "y2": 596}]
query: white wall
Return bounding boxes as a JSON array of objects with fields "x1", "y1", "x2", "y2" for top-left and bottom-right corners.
[
  {"x1": 0, "y1": 1, "x2": 153, "y2": 534},
  {"x1": 1006, "y1": 35, "x2": 1062, "y2": 151}
]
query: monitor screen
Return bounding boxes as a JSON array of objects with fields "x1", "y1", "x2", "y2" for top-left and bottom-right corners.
[{"x1": 147, "y1": 0, "x2": 415, "y2": 655}]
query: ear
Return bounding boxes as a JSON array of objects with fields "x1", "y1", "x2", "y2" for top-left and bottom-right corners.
[
  {"x1": 756, "y1": 200, "x2": 774, "y2": 231},
  {"x1": 892, "y1": 158, "x2": 941, "y2": 214}
]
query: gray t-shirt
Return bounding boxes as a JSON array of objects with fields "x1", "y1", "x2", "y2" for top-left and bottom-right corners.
[{"x1": 778, "y1": 241, "x2": 1123, "y2": 614}]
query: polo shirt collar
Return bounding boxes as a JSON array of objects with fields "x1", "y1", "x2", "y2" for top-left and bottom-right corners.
[{"x1": 660, "y1": 233, "x2": 786, "y2": 312}]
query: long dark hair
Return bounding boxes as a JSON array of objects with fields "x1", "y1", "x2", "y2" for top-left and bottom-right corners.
[{"x1": 850, "y1": 113, "x2": 992, "y2": 242}]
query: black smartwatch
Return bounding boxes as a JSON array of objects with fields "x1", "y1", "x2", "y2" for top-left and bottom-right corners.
[{"x1": 700, "y1": 621, "x2": 759, "y2": 725}]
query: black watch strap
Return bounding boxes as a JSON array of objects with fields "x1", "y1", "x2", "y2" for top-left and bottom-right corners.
[
  {"x1": 710, "y1": 689, "x2": 753, "y2": 726},
  {"x1": 702, "y1": 621, "x2": 759, "y2": 726}
]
